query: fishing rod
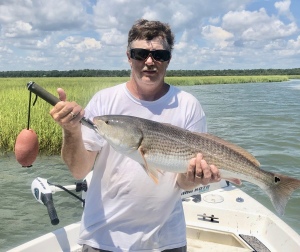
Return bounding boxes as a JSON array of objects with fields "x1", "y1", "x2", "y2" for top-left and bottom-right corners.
[
  {"x1": 15, "y1": 81, "x2": 98, "y2": 167},
  {"x1": 26, "y1": 81, "x2": 98, "y2": 132},
  {"x1": 14, "y1": 82, "x2": 97, "y2": 223}
]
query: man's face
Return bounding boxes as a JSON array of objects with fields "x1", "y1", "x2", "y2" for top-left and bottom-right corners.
[{"x1": 127, "y1": 37, "x2": 171, "y2": 89}]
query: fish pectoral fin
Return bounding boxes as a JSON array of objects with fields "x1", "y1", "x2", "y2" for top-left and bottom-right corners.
[
  {"x1": 157, "y1": 169, "x2": 164, "y2": 175},
  {"x1": 138, "y1": 146, "x2": 159, "y2": 184}
]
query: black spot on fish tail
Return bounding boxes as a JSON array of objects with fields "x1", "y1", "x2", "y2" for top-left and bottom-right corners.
[
  {"x1": 274, "y1": 176, "x2": 281, "y2": 183},
  {"x1": 266, "y1": 173, "x2": 300, "y2": 216}
]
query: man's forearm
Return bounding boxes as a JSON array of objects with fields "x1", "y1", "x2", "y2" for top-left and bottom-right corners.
[{"x1": 61, "y1": 128, "x2": 96, "y2": 179}]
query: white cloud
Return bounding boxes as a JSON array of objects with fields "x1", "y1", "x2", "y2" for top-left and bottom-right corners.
[
  {"x1": 275, "y1": 0, "x2": 291, "y2": 15},
  {"x1": 57, "y1": 37, "x2": 102, "y2": 52},
  {"x1": 209, "y1": 17, "x2": 221, "y2": 25},
  {"x1": 275, "y1": 0, "x2": 295, "y2": 22},
  {"x1": 202, "y1": 25, "x2": 234, "y2": 48},
  {"x1": 3, "y1": 21, "x2": 35, "y2": 38},
  {"x1": 223, "y1": 8, "x2": 270, "y2": 33},
  {"x1": 0, "y1": 0, "x2": 299, "y2": 70},
  {"x1": 101, "y1": 28, "x2": 127, "y2": 45},
  {"x1": 222, "y1": 7, "x2": 298, "y2": 44},
  {"x1": 26, "y1": 55, "x2": 49, "y2": 63},
  {"x1": 0, "y1": 0, "x2": 89, "y2": 33},
  {"x1": 0, "y1": 46, "x2": 13, "y2": 54},
  {"x1": 287, "y1": 35, "x2": 300, "y2": 49},
  {"x1": 36, "y1": 36, "x2": 52, "y2": 49}
]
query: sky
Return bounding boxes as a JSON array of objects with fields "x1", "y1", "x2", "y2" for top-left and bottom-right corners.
[{"x1": 0, "y1": 0, "x2": 299, "y2": 71}]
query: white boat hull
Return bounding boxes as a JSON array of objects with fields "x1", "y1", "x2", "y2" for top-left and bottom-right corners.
[
  {"x1": 8, "y1": 182, "x2": 300, "y2": 252},
  {"x1": 183, "y1": 185, "x2": 300, "y2": 251}
]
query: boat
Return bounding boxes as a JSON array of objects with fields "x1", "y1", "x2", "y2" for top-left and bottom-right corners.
[{"x1": 7, "y1": 173, "x2": 300, "y2": 252}]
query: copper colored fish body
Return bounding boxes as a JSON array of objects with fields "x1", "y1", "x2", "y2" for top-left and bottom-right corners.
[{"x1": 93, "y1": 115, "x2": 300, "y2": 216}]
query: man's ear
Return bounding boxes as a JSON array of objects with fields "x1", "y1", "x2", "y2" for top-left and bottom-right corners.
[
  {"x1": 127, "y1": 51, "x2": 132, "y2": 67},
  {"x1": 166, "y1": 56, "x2": 172, "y2": 67}
]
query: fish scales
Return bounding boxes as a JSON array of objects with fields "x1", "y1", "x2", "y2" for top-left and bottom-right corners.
[
  {"x1": 138, "y1": 119, "x2": 259, "y2": 176},
  {"x1": 93, "y1": 114, "x2": 300, "y2": 216}
]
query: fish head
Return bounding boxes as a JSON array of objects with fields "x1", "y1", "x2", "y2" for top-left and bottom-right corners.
[{"x1": 93, "y1": 115, "x2": 143, "y2": 154}]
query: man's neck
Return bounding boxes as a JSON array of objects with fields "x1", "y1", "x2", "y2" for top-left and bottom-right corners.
[{"x1": 126, "y1": 81, "x2": 170, "y2": 101}]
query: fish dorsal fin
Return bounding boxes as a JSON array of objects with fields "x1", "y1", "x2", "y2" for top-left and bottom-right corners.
[
  {"x1": 162, "y1": 123, "x2": 260, "y2": 167},
  {"x1": 195, "y1": 132, "x2": 260, "y2": 167}
]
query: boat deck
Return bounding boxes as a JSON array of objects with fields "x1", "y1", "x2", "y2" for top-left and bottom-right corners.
[
  {"x1": 8, "y1": 183, "x2": 300, "y2": 252},
  {"x1": 183, "y1": 185, "x2": 300, "y2": 252}
]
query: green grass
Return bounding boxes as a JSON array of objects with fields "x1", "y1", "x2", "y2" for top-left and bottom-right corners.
[
  {"x1": 0, "y1": 75, "x2": 291, "y2": 155},
  {"x1": 166, "y1": 75, "x2": 289, "y2": 85},
  {"x1": 0, "y1": 77, "x2": 127, "y2": 155},
  {"x1": 287, "y1": 75, "x2": 300, "y2": 79}
]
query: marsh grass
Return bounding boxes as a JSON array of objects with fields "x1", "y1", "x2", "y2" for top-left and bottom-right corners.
[
  {"x1": 0, "y1": 77, "x2": 128, "y2": 155},
  {"x1": 166, "y1": 75, "x2": 289, "y2": 85},
  {"x1": 0, "y1": 75, "x2": 290, "y2": 155}
]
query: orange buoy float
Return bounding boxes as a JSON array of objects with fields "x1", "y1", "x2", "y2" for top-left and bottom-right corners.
[
  {"x1": 15, "y1": 128, "x2": 39, "y2": 167},
  {"x1": 15, "y1": 84, "x2": 40, "y2": 167}
]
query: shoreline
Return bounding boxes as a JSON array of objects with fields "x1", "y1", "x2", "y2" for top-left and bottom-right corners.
[{"x1": 0, "y1": 76, "x2": 298, "y2": 155}]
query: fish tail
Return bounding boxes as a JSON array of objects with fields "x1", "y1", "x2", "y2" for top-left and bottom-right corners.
[{"x1": 266, "y1": 173, "x2": 300, "y2": 216}]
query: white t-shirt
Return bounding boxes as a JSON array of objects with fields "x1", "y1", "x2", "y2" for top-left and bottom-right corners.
[{"x1": 78, "y1": 83, "x2": 207, "y2": 252}]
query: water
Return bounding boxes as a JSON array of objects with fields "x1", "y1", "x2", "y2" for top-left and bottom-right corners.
[
  {"x1": 181, "y1": 80, "x2": 300, "y2": 234},
  {"x1": 1, "y1": 80, "x2": 300, "y2": 251},
  {"x1": 0, "y1": 156, "x2": 83, "y2": 251}
]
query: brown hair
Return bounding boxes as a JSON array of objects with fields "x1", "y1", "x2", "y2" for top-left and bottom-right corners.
[{"x1": 128, "y1": 19, "x2": 175, "y2": 51}]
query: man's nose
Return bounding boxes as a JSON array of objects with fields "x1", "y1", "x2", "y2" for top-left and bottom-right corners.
[{"x1": 145, "y1": 54, "x2": 155, "y2": 64}]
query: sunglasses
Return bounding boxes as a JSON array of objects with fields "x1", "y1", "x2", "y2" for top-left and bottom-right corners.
[{"x1": 130, "y1": 48, "x2": 171, "y2": 62}]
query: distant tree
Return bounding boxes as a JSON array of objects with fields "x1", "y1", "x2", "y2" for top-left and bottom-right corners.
[{"x1": 0, "y1": 68, "x2": 300, "y2": 78}]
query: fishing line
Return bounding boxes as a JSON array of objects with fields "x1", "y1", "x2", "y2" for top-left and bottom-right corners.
[
  {"x1": 26, "y1": 90, "x2": 38, "y2": 130},
  {"x1": 15, "y1": 84, "x2": 39, "y2": 167}
]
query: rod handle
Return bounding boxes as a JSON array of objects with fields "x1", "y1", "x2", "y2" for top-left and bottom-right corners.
[
  {"x1": 27, "y1": 81, "x2": 60, "y2": 106},
  {"x1": 26, "y1": 81, "x2": 97, "y2": 131}
]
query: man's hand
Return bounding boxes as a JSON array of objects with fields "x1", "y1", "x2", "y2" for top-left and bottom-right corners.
[
  {"x1": 50, "y1": 88, "x2": 84, "y2": 132},
  {"x1": 177, "y1": 153, "x2": 221, "y2": 190},
  {"x1": 49, "y1": 88, "x2": 96, "y2": 179}
]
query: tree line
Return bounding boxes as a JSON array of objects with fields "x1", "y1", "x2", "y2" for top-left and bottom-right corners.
[{"x1": 0, "y1": 68, "x2": 300, "y2": 78}]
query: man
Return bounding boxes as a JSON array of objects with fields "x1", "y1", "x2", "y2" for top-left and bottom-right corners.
[{"x1": 50, "y1": 19, "x2": 220, "y2": 252}]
